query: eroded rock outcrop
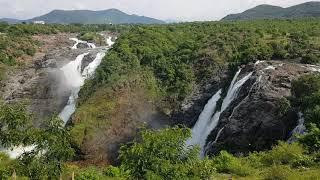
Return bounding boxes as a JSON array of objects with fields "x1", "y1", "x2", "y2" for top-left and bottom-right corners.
[{"x1": 205, "y1": 61, "x2": 319, "y2": 155}]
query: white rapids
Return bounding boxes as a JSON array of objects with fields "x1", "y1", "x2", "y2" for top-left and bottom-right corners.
[
  {"x1": 106, "y1": 36, "x2": 115, "y2": 47},
  {"x1": 2, "y1": 146, "x2": 36, "y2": 158},
  {"x1": 186, "y1": 69, "x2": 253, "y2": 157}
]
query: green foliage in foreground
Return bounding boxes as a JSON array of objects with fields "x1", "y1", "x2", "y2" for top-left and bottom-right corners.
[
  {"x1": 68, "y1": 128, "x2": 319, "y2": 180},
  {"x1": 1, "y1": 105, "x2": 320, "y2": 180},
  {"x1": 119, "y1": 127, "x2": 211, "y2": 179},
  {"x1": 0, "y1": 102, "x2": 74, "y2": 179}
]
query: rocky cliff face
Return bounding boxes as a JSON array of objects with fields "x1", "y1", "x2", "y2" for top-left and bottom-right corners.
[{"x1": 204, "y1": 61, "x2": 319, "y2": 155}]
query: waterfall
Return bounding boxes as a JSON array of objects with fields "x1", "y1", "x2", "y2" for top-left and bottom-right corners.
[
  {"x1": 59, "y1": 37, "x2": 114, "y2": 124},
  {"x1": 187, "y1": 69, "x2": 253, "y2": 157},
  {"x1": 3, "y1": 37, "x2": 115, "y2": 158},
  {"x1": 58, "y1": 52, "x2": 107, "y2": 124},
  {"x1": 287, "y1": 112, "x2": 307, "y2": 143},
  {"x1": 186, "y1": 90, "x2": 222, "y2": 151}
]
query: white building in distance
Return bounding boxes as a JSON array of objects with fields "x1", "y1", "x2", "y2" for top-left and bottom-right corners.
[{"x1": 33, "y1": 21, "x2": 45, "y2": 24}]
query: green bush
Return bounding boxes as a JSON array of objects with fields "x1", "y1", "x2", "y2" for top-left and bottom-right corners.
[
  {"x1": 298, "y1": 124, "x2": 320, "y2": 153},
  {"x1": 263, "y1": 165, "x2": 293, "y2": 180},
  {"x1": 79, "y1": 32, "x2": 105, "y2": 45},
  {"x1": 301, "y1": 53, "x2": 320, "y2": 64},
  {"x1": 0, "y1": 153, "x2": 13, "y2": 180},
  {"x1": 260, "y1": 142, "x2": 306, "y2": 166},
  {"x1": 77, "y1": 167, "x2": 102, "y2": 180},
  {"x1": 213, "y1": 151, "x2": 253, "y2": 177},
  {"x1": 278, "y1": 97, "x2": 291, "y2": 116},
  {"x1": 104, "y1": 165, "x2": 123, "y2": 177}
]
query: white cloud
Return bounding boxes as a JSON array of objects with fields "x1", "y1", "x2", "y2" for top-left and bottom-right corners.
[{"x1": 0, "y1": 0, "x2": 315, "y2": 21}]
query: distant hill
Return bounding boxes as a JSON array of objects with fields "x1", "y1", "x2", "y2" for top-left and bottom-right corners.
[
  {"x1": 222, "y1": 1, "x2": 320, "y2": 20},
  {"x1": 0, "y1": 9, "x2": 165, "y2": 24},
  {"x1": 0, "y1": 18, "x2": 21, "y2": 24}
]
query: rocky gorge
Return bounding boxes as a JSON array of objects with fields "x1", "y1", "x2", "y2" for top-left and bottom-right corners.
[{"x1": 1, "y1": 30, "x2": 319, "y2": 166}]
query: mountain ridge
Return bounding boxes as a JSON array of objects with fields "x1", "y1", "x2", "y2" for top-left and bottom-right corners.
[
  {"x1": 222, "y1": 1, "x2": 320, "y2": 20},
  {"x1": 0, "y1": 8, "x2": 165, "y2": 24}
]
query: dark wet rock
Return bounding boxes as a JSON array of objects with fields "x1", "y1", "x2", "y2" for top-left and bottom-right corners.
[
  {"x1": 35, "y1": 58, "x2": 57, "y2": 69},
  {"x1": 81, "y1": 53, "x2": 96, "y2": 72},
  {"x1": 77, "y1": 43, "x2": 88, "y2": 49}
]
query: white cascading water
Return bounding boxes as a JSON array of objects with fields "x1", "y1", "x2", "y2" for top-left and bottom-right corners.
[
  {"x1": 287, "y1": 112, "x2": 307, "y2": 143},
  {"x1": 186, "y1": 90, "x2": 222, "y2": 151},
  {"x1": 58, "y1": 53, "x2": 88, "y2": 124},
  {"x1": 106, "y1": 36, "x2": 115, "y2": 47},
  {"x1": 4, "y1": 37, "x2": 115, "y2": 158},
  {"x1": 59, "y1": 45, "x2": 112, "y2": 124},
  {"x1": 187, "y1": 69, "x2": 253, "y2": 157},
  {"x1": 2, "y1": 146, "x2": 35, "y2": 159}
]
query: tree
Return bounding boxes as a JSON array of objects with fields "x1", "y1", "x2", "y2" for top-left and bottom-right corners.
[
  {"x1": 0, "y1": 102, "x2": 74, "y2": 179},
  {"x1": 0, "y1": 102, "x2": 34, "y2": 148}
]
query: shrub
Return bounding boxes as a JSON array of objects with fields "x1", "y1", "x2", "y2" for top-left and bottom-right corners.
[
  {"x1": 79, "y1": 32, "x2": 105, "y2": 45},
  {"x1": 186, "y1": 158, "x2": 216, "y2": 179},
  {"x1": 305, "y1": 105, "x2": 320, "y2": 127},
  {"x1": 77, "y1": 167, "x2": 102, "y2": 180},
  {"x1": 298, "y1": 124, "x2": 320, "y2": 153},
  {"x1": 0, "y1": 153, "x2": 12, "y2": 180},
  {"x1": 278, "y1": 97, "x2": 291, "y2": 116},
  {"x1": 263, "y1": 165, "x2": 293, "y2": 180},
  {"x1": 260, "y1": 142, "x2": 306, "y2": 166},
  {"x1": 292, "y1": 74, "x2": 320, "y2": 100},
  {"x1": 104, "y1": 165, "x2": 123, "y2": 177},
  {"x1": 301, "y1": 53, "x2": 320, "y2": 64},
  {"x1": 213, "y1": 151, "x2": 253, "y2": 177}
]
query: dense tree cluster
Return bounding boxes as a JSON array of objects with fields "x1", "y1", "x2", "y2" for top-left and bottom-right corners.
[{"x1": 80, "y1": 19, "x2": 320, "y2": 106}]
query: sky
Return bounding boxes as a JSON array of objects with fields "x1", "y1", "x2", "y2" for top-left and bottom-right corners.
[{"x1": 0, "y1": 0, "x2": 316, "y2": 21}]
